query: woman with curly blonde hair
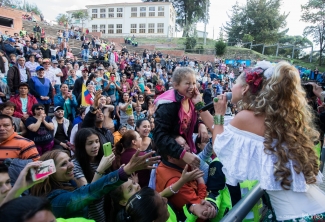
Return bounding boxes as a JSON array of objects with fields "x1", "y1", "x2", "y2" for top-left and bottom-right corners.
[{"x1": 196, "y1": 61, "x2": 325, "y2": 221}]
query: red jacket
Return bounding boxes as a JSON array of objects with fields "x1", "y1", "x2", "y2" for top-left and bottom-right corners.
[
  {"x1": 10, "y1": 94, "x2": 38, "y2": 118},
  {"x1": 155, "y1": 161, "x2": 207, "y2": 212}
]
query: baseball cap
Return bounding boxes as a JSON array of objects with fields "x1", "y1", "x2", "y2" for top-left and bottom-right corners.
[
  {"x1": 8, "y1": 38, "x2": 15, "y2": 43},
  {"x1": 54, "y1": 106, "x2": 64, "y2": 112},
  {"x1": 35, "y1": 66, "x2": 45, "y2": 71},
  {"x1": 97, "y1": 66, "x2": 104, "y2": 70},
  {"x1": 52, "y1": 60, "x2": 58, "y2": 64},
  {"x1": 42, "y1": 58, "x2": 50, "y2": 64}
]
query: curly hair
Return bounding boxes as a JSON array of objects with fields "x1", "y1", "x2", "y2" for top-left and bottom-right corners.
[{"x1": 239, "y1": 61, "x2": 319, "y2": 189}]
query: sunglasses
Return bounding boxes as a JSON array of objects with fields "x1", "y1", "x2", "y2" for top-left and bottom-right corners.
[{"x1": 36, "y1": 107, "x2": 44, "y2": 110}]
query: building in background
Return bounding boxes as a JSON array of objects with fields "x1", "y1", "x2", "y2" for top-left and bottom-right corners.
[{"x1": 67, "y1": 2, "x2": 176, "y2": 38}]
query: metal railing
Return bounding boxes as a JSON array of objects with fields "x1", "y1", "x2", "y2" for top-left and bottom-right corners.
[{"x1": 220, "y1": 183, "x2": 265, "y2": 222}]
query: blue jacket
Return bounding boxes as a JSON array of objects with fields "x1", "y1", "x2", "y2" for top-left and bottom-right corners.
[
  {"x1": 54, "y1": 93, "x2": 78, "y2": 119},
  {"x1": 47, "y1": 169, "x2": 126, "y2": 218},
  {"x1": 4, "y1": 43, "x2": 18, "y2": 56}
]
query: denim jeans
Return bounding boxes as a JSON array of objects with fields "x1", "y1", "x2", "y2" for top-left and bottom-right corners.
[
  {"x1": 82, "y1": 49, "x2": 89, "y2": 62},
  {"x1": 62, "y1": 48, "x2": 67, "y2": 58},
  {"x1": 54, "y1": 84, "x2": 61, "y2": 94},
  {"x1": 57, "y1": 37, "x2": 62, "y2": 44}
]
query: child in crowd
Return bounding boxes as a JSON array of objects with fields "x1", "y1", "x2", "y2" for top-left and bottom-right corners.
[{"x1": 153, "y1": 67, "x2": 209, "y2": 169}]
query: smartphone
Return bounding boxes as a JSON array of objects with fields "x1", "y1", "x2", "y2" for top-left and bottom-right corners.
[
  {"x1": 103, "y1": 142, "x2": 112, "y2": 157},
  {"x1": 30, "y1": 159, "x2": 56, "y2": 181},
  {"x1": 111, "y1": 76, "x2": 115, "y2": 81}
]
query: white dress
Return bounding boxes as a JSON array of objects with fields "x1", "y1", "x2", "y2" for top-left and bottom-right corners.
[{"x1": 213, "y1": 124, "x2": 325, "y2": 220}]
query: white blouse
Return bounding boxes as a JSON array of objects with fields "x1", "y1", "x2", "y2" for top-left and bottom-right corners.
[{"x1": 213, "y1": 124, "x2": 325, "y2": 219}]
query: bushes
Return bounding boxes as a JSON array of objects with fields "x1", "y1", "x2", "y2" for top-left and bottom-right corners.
[{"x1": 215, "y1": 40, "x2": 227, "y2": 55}]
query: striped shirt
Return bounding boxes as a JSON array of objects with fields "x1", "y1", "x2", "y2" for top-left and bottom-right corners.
[
  {"x1": 72, "y1": 159, "x2": 106, "y2": 222},
  {"x1": 0, "y1": 132, "x2": 40, "y2": 163}
]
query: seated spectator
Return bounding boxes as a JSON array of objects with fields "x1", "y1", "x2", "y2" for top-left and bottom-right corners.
[
  {"x1": 64, "y1": 69, "x2": 78, "y2": 91},
  {"x1": 25, "y1": 103, "x2": 54, "y2": 155},
  {"x1": 155, "y1": 149, "x2": 216, "y2": 218},
  {"x1": 72, "y1": 106, "x2": 86, "y2": 126},
  {"x1": 7, "y1": 55, "x2": 31, "y2": 95},
  {"x1": 0, "y1": 101, "x2": 27, "y2": 136},
  {"x1": 24, "y1": 55, "x2": 39, "y2": 77},
  {"x1": 82, "y1": 91, "x2": 114, "y2": 145},
  {"x1": 54, "y1": 84, "x2": 78, "y2": 122},
  {"x1": 109, "y1": 171, "x2": 213, "y2": 222},
  {"x1": 72, "y1": 128, "x2": 115, "y2": 221},
  {"x1": 10, "y1": 83, "x2": 38, "y2": 121},
  {"x1": 52, "y1": 106, "x2": 72, "y2": 151},
  {"x1": 98, "y1": 95, "x2": 115, "y2": 133},
  {"x1": 28, "y1": 66, "x2": 52, "y2": 115},
  {"x1": 29, "y1": 149, "x2": 159, "y2": 219},
  {"x1": 126, "y1": 115, "x2": 135, "y2": 131},
  {"x1": 135, "y1": 119, "x2": 152, "y2": 152},
  {"x1": 133, "y1": 103, "x2": 145, "y2": 122},
  {"x1": 0, "y1": 79, "x2": 10, "y2": 104},
  {"x1": 114, "y1": 130, "x2": 151, "y2": 187},
  {"x1": 113, "y1": 124, "x2": 127, "y2": 144},
  {"x1": 0, "y1": 114, "x2": 39, "y2": 163},
  {"x1": 155, "y1": 79, "x2": 166, "y2": 98},
  {"x1": 0, "y1": 164, "x2": 11, "y2": 205}
]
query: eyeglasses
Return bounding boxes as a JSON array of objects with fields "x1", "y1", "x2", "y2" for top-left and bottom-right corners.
[
  {"x1": 36, "y1": 107, "x2": 44, "y2": 110},
  {"x1": 55, "y1": 110, "x2": 64, "y2": 113},
  {"x1": 139, "y1": 96, "x2": 144, "y2": 98},
  {"x1": 18, "y1": 59, "x2": 25, "y2": 62}
]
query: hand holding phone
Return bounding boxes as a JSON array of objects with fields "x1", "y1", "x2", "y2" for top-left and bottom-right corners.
[
  {"x1": 30, "y1": 159, "x2": 56, "y2": 181},
  {"x1": 103, "y1": 142, "x2": 112, "y2": 157}
]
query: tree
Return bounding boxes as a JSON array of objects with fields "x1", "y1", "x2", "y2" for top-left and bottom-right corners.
[
  {"x1": 71, "y1": 10, "x2": 90, "y2": 32},
  {"x1": 278, "y1": 35, "x2": 312, "y2": 58},
  {"x1": 224, "y1": 0, "x2": 288, "y2": 44},
  {"x1": 142, "y1": 0, "x2": 210, "y2": 37},
  {"x1": 215, "y1": 40, "x2": 227, "y2": 55},
  {"x1": 184, "y1": 37, "x2": 197, "y2": 49},
  {"x1": 56, "y1": 14, "x2": 71, "y2": 26},
  {"x1": 301, "y1": 0, "x2": 325, "y2": 66}
]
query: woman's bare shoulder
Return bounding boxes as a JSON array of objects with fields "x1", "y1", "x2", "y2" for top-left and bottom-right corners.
[{"x1": 230, "y1": 110, "x2": 265, "y2": 137}]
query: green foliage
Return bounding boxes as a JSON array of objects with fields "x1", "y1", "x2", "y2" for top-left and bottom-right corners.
[
  {"x1": 184, "y1": 37, "x2": 197, "y2": 49},
  {"x1": 301, "y1": 0, "x2": 325, "y2": 66},
  {"x1": 71, "y1": 10, "x2": 89, "y2": 30},
  {"x1": 224, "y1": 0, "x2": 288, "y2": 44},
  {"x1": 278, "y1": 35, "x2": 312, "y2": 58},
  {"x1": 215, "y1": 40, "x2": 227, "y2": 55},
  {"x1": 242, "y1": 34, "x2": 254, "y2": 43},
  {"x1": 142, "y1": 0, "x2": 210, "y2": 37},
  {"x1": 56, "y1": 14, "x2": 71, "y2": 25},
  {"x1": 2, "y1": 0, "x2": 42, "y2": 15}
]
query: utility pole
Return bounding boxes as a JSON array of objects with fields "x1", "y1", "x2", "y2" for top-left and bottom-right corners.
[
  {"x1": 204, "y1": 0, "x2": 208, "y2": 45},
  {"x1": 213, "y1": 26, "x2": 214, "y2": 40}
]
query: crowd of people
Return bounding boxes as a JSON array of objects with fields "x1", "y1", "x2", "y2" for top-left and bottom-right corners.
[{"x1": 0, "y1": 23, "x2": 324, "y2": 222}]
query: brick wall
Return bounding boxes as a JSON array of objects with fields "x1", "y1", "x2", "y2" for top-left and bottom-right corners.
[
  {"x1": 186, "y1": 54, "x2": 215, "y2": 62},
  {"x1": 160, "y1": 50, "x2": 184, "y2": 57},
  {"x1": 0, "y1": 7, "x2": 23, "y2": 36}
]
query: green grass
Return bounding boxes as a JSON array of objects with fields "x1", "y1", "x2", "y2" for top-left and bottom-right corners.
[{"x1": 136, "y1": 37, "x2": 325, "y2": 72}]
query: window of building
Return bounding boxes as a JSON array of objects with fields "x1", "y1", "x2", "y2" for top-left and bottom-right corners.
[
  {"x1": 92, "y1": 25, "x2": 98, "y2": 32},
  {"x1": 117, "y1": 8, "x2": 123, "y2": 17},
  {"x1": 100, "y1": 24, "x2": 105, "y2": 34},
  {"x1": 149, "y1": 12, "x2": 155, "y2": 16},
  {"x1": 108, "y1": 8, "x2": 114, "y2": 17},
  {"x1": 148, "y1": 23, "x2": 155, "y2": 33},
  {"x1": 92, "y1": 9, "x2": 98, "y2": 19},
  {"x1": 131, "y1": 7, "x2": 137, "y2": 17},
  {"x1": 116, "y1": 24, "x2": 122, "y2": 33},
  {"x1": 130, "y1": 24, "x2": 137, "y2": 33},
  {"x1": 158, "y1": 6, "x2": 164, "y2": 16},
  {"x1": 0, "y1": 16, "x2": 14, "y2": 28},
  {"x1": 139, "y1": 24, "x2": 146, "y2": 33},
  {"x1": 107, "y1": 24, "x2": 114, "y2": 34},
  {"x1": 157, "y1": 23, "x2": 164, "y2": 33},
  {"x1": 140, "y1": 7, "x2": 146, "y2": 17},
  {"x1": 149, "y1": 7, "x2": 155, "y2": 11},
  {"x1": 100, "y1": 9, "x2": 106, "y2": 18}
]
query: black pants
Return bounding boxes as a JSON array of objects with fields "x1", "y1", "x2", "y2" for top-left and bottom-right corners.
[{"x1": 44, "y1": 104, "x2": 50, "y2": 115}]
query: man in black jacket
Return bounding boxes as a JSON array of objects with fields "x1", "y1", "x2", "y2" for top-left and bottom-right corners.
[
  {"x1": 72, "y1": 68, "x2": 88, "y2": 105},
  {"x1": 23, "y1": 41, "x2": 31, "y2": 59},
  {"x1": 7, "y1": 56, "x2": 31, "y2": 94},
  {"x1": 82, "y1": 90, "x2": 114, "y2": 145}
]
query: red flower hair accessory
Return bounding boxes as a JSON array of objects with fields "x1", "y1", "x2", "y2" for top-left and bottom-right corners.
[{"x1": 245, "y1": 68, "x2": 264, "y2": 94}]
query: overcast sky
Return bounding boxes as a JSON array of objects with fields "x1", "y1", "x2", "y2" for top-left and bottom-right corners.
[{"x1": 28, "y1": 0, "x2": 313, "y2": 39}]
